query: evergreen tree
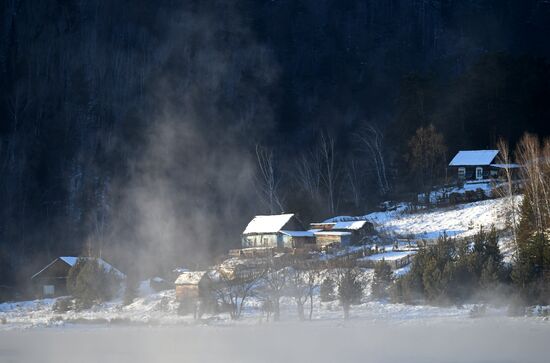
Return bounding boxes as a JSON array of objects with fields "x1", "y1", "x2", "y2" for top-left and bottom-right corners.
[
  {"x1": 337, "y1": 268, "x2": 363, "y2": 319},
  {"x1": 67, "y1": 258, "x2": 122, "y2": 306},
  {"x1": 372, "y1": 261, "x2": 393, "y2": 299}
]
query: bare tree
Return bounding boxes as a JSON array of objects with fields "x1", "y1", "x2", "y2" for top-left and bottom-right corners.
[
  {"x1": 294, "y1": 151, "x2": 321, "y2": 201},
  {"x1": 319, "y1": 132, "x2": 340, "y2": 215},
  {"x1": 287, "y1": 267, "x2": 319, "y2": 321},
  {"x1": 408, "y1": 124, "x2": 447, "y2": 193},
  {"x1": 213, "y1": 267, "x2": 265, "y2": 320},
  {"x1": 515, "y1": 133, "x2": 550, "y2": 233},
  {"x1": 496, "y1": 139, "x2": 519, "y2": 249},
  {"x1": 258, "y1": 257, "x2": 288, "y2": 321},
  {"x1": 255, "y1": 144, "x2": 284, "y2": 214},
  {"x1": 356, "y1": 124, "x2": 390, "y2": 195},
  {"x1": 346, "y1": 159, "x2": 362, "y2": 209}
]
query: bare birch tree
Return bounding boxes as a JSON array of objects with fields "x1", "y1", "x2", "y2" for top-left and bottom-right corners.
[
  {"x1": 496, "y1": 139, "x2": 519, "y2": 249},
  {"x1": 356, "y1": 124, "x2": 390, "y2": 195},
  {"x1": 255, "y1": 144, "x2": 284, "y2": 214},
  {"x1": 319, "y1": 132, "x2": 340, "y2": 215},
  {"x1": 515, "y1": 134, "x2": 548, "y2": 233}
]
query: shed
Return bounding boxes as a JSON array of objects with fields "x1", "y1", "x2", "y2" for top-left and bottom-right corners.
[
  {"x1": 313, "y1": 231, "x2": 352, "y2": 248},
  {"x1": 174, "y1": 271, "x2": 209, "y2": 302},
  {"x1": 30, "y1": 256, "x2": 124, "y2": 298},
  {"x1": 311, "y1": 219, "x2": 373, "y2": 245}
]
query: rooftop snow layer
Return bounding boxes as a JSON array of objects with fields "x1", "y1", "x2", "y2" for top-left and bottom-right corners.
[
  {"x1": 332, "y1": 220, "x2": 368, "y2": 230},
  {"x1": 280, "y1": 230, "x2": 315, "y2": 237},
  {"x1": 243, "y1": 214, "x2": 294, "y2": 234},
  {"x1": 174, "y1": 271, "x2": 206, "y2": 285},
  {"x1": 449, "y1": 150, "x2": 499, "y2": 166},
  {"x1": 31, "y1": 257, "x2": 125, "y2": 280},
  {"x1": 314, "y1": 231, "x2": 352, "y2": 236}
]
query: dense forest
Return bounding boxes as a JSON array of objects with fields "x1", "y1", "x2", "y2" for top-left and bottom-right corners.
[{"x1": 2, "y1": 0, "x2": 550, "y2": 286}]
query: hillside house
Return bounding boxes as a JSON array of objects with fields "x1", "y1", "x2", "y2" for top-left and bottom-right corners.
[
  {"x1": 242, "y1": 214, "x2": 314, "y2": 249},
  {"x1": 449, "y1": 150, "x2": 519, "y2": 182},
  {"x1": 30, "y1": 256, "x2": 124, "y2": 298}
]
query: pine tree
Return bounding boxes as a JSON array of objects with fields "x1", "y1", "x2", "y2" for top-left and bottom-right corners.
[
  {"x1": 337, "y1": 268, "x2": 363, "y2": 319},
  {"x1": 372, "y1": 261, "x2": 393, "y2": 299}
]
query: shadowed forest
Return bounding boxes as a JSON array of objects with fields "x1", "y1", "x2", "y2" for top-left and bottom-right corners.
[{"x1": 1, "y1": 0, "x2": 550, "y2": 286}]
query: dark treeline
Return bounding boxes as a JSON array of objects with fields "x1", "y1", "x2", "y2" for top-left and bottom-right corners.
[{"x1": 1, "y1": 1, "x2": 550, "y2": 286}]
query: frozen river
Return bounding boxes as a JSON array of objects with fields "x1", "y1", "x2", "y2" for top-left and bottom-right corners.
[{"x1": 1, "y1": 318, "x2": 549, "y2": 363}]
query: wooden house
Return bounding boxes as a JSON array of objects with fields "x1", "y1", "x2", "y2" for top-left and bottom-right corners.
[
  {"x1": 310, "y1": 220, "x2": 373, "y2": 245},
  {"x1": 30, "y1": 256, "x2": 124, "y2": 298},
  {"x1": 242, "y1": 213, "x2": 314, "y2": 249},
  {"x1": 448, "y1": 150, "x2": 519, "y2": 182}
]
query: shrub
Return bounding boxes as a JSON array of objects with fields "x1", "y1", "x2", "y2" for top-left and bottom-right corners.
[
  {"x1": 53, "y1": 297, "x2": 73, "y2": 312},
  {"x1": 320, "y1": 277, "x2": 336, "y2": 302},
  {"x1": 67, "y1": 258, "x2": 122, "y2": 305}
]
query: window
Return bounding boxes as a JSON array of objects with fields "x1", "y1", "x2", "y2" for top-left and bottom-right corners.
[
  {"x1": 43, "y1": 285, "x2": 55, "y2": 297},
  {"x1": 458, "y1": 167, "x2": 466, "y2": 179},
  {"x1": 476, "y1": 167, "x2": 483, "y2": 180}
]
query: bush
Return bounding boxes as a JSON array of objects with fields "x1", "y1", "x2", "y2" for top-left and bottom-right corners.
[
  {"x1": 67, "y1": 258, "x2": 122, "y2": 305},
  {"x1": 53, "y1": 297, "x2": 73, "y2": 312},
  {"x1": 320, "y1": 277, "x2": 336, "y2": 302}
]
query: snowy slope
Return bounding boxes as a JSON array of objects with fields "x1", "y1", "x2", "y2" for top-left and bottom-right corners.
[{"x1": 328, "y1": 197, "x2": 520, "y2": 243}]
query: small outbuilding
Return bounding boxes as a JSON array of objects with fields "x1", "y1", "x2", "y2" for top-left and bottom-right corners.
[
  {"x1": 30, "y1": 256, "x2": 124, "y2": 298},
  {"x1": 311, "y1": 219, "x2": 373, "y2": 245},
  {"x1": 174, "y1": 271, "x2": 210, "y2": 302},
  {"x1": 312, "y1": 231, "x2": 352, "y2": 248}
]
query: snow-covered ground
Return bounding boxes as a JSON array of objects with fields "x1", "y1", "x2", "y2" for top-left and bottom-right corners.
[{"x1": 328, "y1": 196, "x2": 520, "y2": 255}]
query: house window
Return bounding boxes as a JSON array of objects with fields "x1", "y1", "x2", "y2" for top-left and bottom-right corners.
[
  {"x1": 458, "y1": 167, "x2": 466, "y2": 179},
  {"x1": 476, "y1": 167, "x2": 483, "y2": 180},
  {"x1": 43, "y1": 285, "x2": 55, "y2": 297}
]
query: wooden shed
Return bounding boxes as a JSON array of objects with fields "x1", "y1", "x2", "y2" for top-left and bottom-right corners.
[
  {"x1": 313, "y1": 231, "x2": 352, "y2": 248},
  {"x1": 310, "y1": 220, "x2": 373, "y2": 245},
  {"x1": 30, "y1": 256, "x2": 124, "y2": 298},
  {"x1": 174, "y1": 271, "x2": 209, "y2": 302}
]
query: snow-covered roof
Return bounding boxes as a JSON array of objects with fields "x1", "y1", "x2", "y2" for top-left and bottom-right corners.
[
  {"x1": 243, "y1": 213, "x2": 294, "y2": 234},
  {"x1": 449, "y1": 150, "x2": 499, "y2": 166},
  {"x1": 174, "y1": 271, "x2": 207, "y2": 285},
  {"x1": 31, "y1": 257, "x2": 125, "y2": 280},
  {"x1": 332, "y1": 220, "x2": 368, "y2": 231},
  {"x1": 280, "y1": 230, "x2": 315, "y2": 237},
  {"x1": 314, "y1": 231, "x2": 352, "y2": 236},
  {"x1": 59, "y1": 256, "x2": 78, "y2": 266}
]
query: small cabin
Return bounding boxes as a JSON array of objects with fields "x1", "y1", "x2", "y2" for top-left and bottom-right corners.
[
  {"x1": 242, "y1": 213, "x2": 314, "y2": 249},
  {"x1": 448, "y1": 150, "x2": 519, "y2": 182},
  {"x1": 310, "y1": 220, "x2": 373, "y2": 245},
  {"x1": 30, "y1": 256, "x2": 124, "y2": 298}
]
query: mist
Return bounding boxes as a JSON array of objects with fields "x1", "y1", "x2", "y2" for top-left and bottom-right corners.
[{"x1": 1, "y1": 319, "x2": 548, "y2": 363}]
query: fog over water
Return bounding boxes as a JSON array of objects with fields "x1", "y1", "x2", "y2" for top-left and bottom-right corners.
[{"x1": 1, "y1": 319, "x2": 549, "y2": 363}]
